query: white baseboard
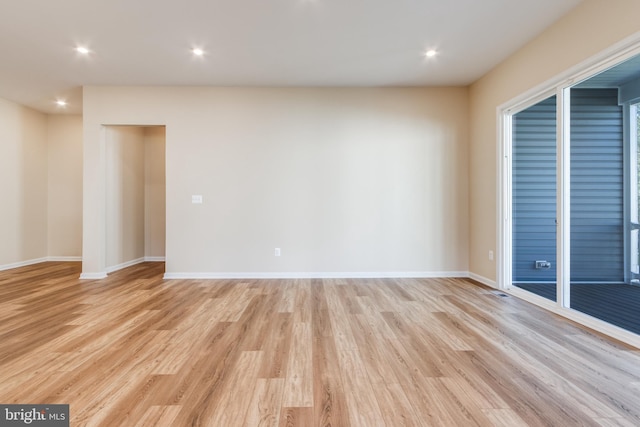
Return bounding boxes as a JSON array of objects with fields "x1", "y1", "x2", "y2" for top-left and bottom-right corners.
[
  {"x1": 47, "y1": 256, "x2": 82, "y2": 262},
  {"x1": 0, "y1": 257, "x2": 48, "y2": 271},
  {"x1": 163, "y1": 270, "x2": 470, "y2": 280},
  {"x1": 78, "y1": 257, "x2": 163, "y2": 280},
  {"x1": 105, "y1": 257, "x2": 145, "y2": 274},
  {"x1": 79, "y1": 272, "x2": 108, "y2": 280},
  {"x1": 0, "y1": 256, "x2": 84, "y2": 271},
  {"x1": 468, "y1": 272, "x2": 497, "y2": 288}
]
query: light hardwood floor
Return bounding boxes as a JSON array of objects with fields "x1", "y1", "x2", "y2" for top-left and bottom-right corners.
[{"x1": 1, "y1": 262, "x2": 639, "y2": 426}]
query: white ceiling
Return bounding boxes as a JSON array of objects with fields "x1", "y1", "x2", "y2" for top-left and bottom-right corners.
[{"x1": 0, "y1": 0, "x2": 582, "y2": 114}]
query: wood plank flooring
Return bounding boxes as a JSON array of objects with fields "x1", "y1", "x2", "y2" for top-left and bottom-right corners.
[{"x1": 1, "y1": 262, "x2": 640, "y2": 426}]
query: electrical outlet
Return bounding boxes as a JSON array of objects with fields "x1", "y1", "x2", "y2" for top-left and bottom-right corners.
[
  {"x1": 488, "y1": 250, "x2": 494, "y2": 261},
  {"x1": 535, "y1": 260, "x2": 551, "y2": 269},
  {"x1": 274, "y1": 248, "x2": 281, "y2": 257}
]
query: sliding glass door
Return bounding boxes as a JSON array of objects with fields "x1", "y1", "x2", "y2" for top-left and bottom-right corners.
[{"x1": 505, "y1": 51, "x2": 640, "y2": 337}]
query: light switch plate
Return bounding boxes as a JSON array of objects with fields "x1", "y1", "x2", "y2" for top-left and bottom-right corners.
[{"x1": 192, "y1": 195, "x2": 203, "y2": 204}]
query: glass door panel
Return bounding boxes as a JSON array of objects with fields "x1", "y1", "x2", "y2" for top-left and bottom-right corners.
[
  {"x1": 512, "y1": 95, "x2": 557, "y2": 301},
  {"x1": 568, "y1": 85, "x2": 637, "y2": 334}
]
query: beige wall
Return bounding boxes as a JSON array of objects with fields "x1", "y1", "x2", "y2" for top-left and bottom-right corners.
[
  {"x1": 47, "y1": 115, "x2": 83, "y2": 258},
  {"x1": 144, "y1": 126, "x2": 166, "y2": 259},
  {"x1": 83, "y1": 87, "x2": 468, "y2": 276},
  {"x1": 0, "y1": 98, "x2": 48, "y2": 266},
  {"x1": 0, "y1": 98, "x2": 83, "y2": 267},
  {"x1": 469, "y1": 0, "x2": 640, "y2": 283}
]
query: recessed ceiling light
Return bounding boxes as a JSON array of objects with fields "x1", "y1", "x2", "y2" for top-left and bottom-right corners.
[
  {"x1": 192, "y1": 48, "x2": 204, "y2": 57},
  {"x1": 56, "y1": 99, "x2": 67, "y2": 107},
  {"x1": 425, "y1": 49, "x2": 438, "y2": 58},
  {"x1": 75, "y1": 46, "x2": 90, "y2": 55}
]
